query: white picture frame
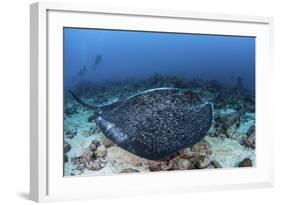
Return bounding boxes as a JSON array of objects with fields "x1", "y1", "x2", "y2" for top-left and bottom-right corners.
[{"x1": 30, "y1": 2, "x2": 274, "y2": 202}]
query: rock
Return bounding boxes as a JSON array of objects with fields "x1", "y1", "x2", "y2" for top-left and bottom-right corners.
[
  {"x1": 173, "y1": 159, "x2": 193, "y2": 170},
  {"x1": 243, "y1": 136, "x2": 255, "y2": 149},
  {"x1": 231, "y1": 132, "x2": 243, "y2": 140},
  {"x1": 148, "y1": 140, "x2": 212, "y2": 171},
  {"x1": 64, "y1": 155, "x2": 69, "y2": 163},
  {"x1": 89, "y1": 140, "x2": 100, "y2": 151},
  {"x1": 243, "y1": 125, "x2": 255, "y2": 149},
  {"x1": 96, "y1": 145, "x2": 107, "y2": 158},
  {"x1": 227, "y1": 126, "x2": 238, "y2": 138},
  {"x1": 64, "y1": 142, "x2": 71, "y2": 153},
  {"x1": 134, "y1": 162, "x2": 143, "y2": 167},
  {"x1": 238, "y1": 158, "x2": 252, "y2": 167},
  {"x1": 87, "y1": 114, "x2": 95, "y2": 122},
  {"x1": 148, "y1": 160, "x2": 173, "y2": 171},
  {"x1": 211, "y1": 160, "x2": 222, "y2": 168},
  {"x1": 209, "y1": 112, "x2": 242, "y2": 138},
  {"x1": 217, "y1": 133, "x2": 227, "y2": 139},
  {"x1": 191, "y1": 140, "x2": 212, "y2": 155},
  {"x1": 246, "y1": 125, "x2": 255, "y2": 137},
  {"x1": 197, "y1": 157, "x2": 210, "y2": 169},
  {"x1": 85, "y1": 161, "x2": 103, "y2": 171},
  {"x1": 180, "y1": 140, "x2": 212, "y2": 169},
  {"x1": 120, "y1": 168, "x2": 140, "y2": 173},
  {"x1": 77, "y1": 163, "x2": 85, "y2": 171},
  {"x1": 66, "y1": 129, "x2": 77, "y2": 139},
  {"x1": 82, "y1": 147, "x2": 97, "y2": 161},
  {"x1": 100, "y1": 136, "x2": 114, "y2": 148},
  {"x1": 71, "y1": 156, "x2": 79, "y2": 165},
  {"x1": 72, "y1": 140, "x2": 107, "y2": 172}
]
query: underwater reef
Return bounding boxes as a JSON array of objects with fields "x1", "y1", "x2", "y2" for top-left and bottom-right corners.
[{"x1": 63, "y1": 74, "x2": 255, "y2": 176}]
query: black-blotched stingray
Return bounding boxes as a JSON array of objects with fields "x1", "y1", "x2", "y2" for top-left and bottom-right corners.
[{"x1": 69, "y1": 88, "x2": 213, "y2": 160}]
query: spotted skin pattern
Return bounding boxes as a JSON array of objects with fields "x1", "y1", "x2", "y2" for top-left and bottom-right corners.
[{"x1": 95, "y1": 88, "x2": 213, "y2": 160}]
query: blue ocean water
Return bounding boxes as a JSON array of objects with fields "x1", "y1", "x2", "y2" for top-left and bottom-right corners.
[
  {"x1": 63, "y1": 27, "x2": 256, "y2": 176},
  {"x1": 64, "y1": 28, "x2": 255, "y2": 91}
]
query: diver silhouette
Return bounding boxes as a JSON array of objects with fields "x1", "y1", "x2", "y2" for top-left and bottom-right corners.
[{"x1": 93, "y1": 52, "x2": 102, "y2": 70}]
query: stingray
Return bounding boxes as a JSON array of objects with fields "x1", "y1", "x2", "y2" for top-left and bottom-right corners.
[{"x1": 69, "y1": 88, "x2": 213, "y2": 160}]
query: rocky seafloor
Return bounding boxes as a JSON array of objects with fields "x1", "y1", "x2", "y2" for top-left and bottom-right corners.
[{"x1": 64, "y1": 74, "x2": 255, "y2": 176}]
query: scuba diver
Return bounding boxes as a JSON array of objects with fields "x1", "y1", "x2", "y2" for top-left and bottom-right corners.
[
  {"x1": 93, "y1": 52, "x2": 102, "y2": 70},
  {"x1": 72, "y1": 65, "x2": 87, "y2": 83},
  {"x1": 78, "y1": 65, "x2": 87, "y2": 76}
]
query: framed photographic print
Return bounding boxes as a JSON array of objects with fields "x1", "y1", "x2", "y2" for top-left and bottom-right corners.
[{"x1": 30, "y1": 2, "x2": 274, "y2": 202}]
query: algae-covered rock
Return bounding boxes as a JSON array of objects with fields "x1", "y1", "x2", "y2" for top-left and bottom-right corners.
[
  {"x1": 64, "y1": 142, "x2": 71, "y2": 153},
  {"x1": 243, "y1": 125, "x2": 255, "y2": 149},
  {"x1": 238, "y1": 158, "x2": 252, "y2": 167}
]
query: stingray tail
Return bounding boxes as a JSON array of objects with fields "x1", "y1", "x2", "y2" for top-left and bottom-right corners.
[{"x1": 69, "y1": 90, "x2": 99, "y2": 110}]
